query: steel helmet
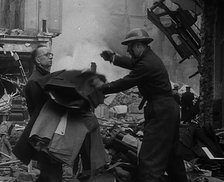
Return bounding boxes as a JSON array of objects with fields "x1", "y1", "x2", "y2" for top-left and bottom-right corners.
[
  {"x1": 121, "y1": 28, "x2": 153, "y2": 45},
  {"x1": 173, "y1": 83, "x2": 179, "y2": 90}
]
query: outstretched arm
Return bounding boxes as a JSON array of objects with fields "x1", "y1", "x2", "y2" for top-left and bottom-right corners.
[
  {"x1": 100, "y1": 50, "x2": 135, "y2": 70},
  {"x1": 100, "y1": 63, "x2": 149, "y2": 95},
  {"x1": 113, "y1": 54, "x2": 135, "y2": 70}
]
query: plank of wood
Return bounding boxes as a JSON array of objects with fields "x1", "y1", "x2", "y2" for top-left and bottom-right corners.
[{"x1": 0, "y1": 160, "x2": 20, "y2": 166}]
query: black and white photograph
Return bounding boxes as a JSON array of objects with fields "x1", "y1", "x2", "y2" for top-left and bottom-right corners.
[{"x1": 0, "y1": 0, "x2": 224, "y2": 182}]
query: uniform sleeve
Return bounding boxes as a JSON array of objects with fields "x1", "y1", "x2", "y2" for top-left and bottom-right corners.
[
  {"x1": 113, "y1": 55, "x2": 135, "y2": 70},
  {"x1": 101, "y1": 62, "x2": 150, "y2": 94}
]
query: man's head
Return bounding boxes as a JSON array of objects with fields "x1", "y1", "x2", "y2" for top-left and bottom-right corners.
[
  {"x1": 121, "y1": 28, "x2": 153, "y2": 58},
  {"x1": 186, "y1": 86, "x2": 191, "y2": 92},
  {"x1": 127, "y1": 42, "x2": 148, "y2": 58},
  {"x1": 32, "y1": 45, "x2": 53, "y2": 72},
  {"x1": 173, "y1": 84, "x2": 179, "y2": 90},
  {"x1": 173, "y1": 84, "x2": 179, "y2": 93}
]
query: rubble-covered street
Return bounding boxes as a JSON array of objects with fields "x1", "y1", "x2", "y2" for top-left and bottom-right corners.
[{"x1": 0, "y1": 86, "x2": 224, "y2": 181}]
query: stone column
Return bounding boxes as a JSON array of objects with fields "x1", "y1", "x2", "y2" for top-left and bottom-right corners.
[{"x1": 199, "y1": 0, "x2": 217, "y2": 125}]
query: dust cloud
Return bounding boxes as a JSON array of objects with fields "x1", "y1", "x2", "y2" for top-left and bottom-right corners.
[{"x1": 51, "y1": 0, "x2": 129, "y2": 81}]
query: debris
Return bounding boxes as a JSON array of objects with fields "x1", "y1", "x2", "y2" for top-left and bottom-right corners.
[
  {"x1": 16, "y1": 171, "x2": 36, "y2": 182},
  {"x1": 0, "y1": 160, "x2": 20, "y2": 166},
  {"x1": 0, "y1": 89, "x2": 12, "y2": 113},
  {"x1": 0, "y1": 151, "x2": 12, "y2": 159}
]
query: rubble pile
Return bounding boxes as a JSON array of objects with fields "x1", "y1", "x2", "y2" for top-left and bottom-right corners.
[
  {"x1": 8, "y1": 96, "x2": 28, "y2": 122},
  {"x1": 0, "y1": 86, "x2": 223, "y2": 181},
  {"x1": 0, "y1": 160, "x2": 40, "y2": 182},
  {"x1": 0, "y1": 90, "x2": 12, "y2": 122},
  {"x1": 99, "y1": 121, "x2": 224, "y2": 181},
  {"x1": 0, "y1": 89, "x2": 28, "y2": 125},
  {"x1": 0, "y1": 120, "x2": 39, "y2": 182},
  {"x1": 96, "y1": 88, "x2": 224, "y2": 182},
  {"x1": 95, "y1": 86, "x2": 144, "y2": 121},
  {"x1": 179, "y1": 123, "x2": 224, "y2": 182}
]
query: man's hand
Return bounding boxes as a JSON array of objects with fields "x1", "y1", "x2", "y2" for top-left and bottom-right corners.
[
  {"x1": 100, "y1": 50, "x2": 115, "y2": 63},
  {"x1": 91, "y1": 77, "x2": 105, "y2": 88}
]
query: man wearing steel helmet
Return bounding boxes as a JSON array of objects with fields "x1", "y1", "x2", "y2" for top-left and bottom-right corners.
[{"x1": 100, "y1": 28, "x2": 187, "y2": 182}]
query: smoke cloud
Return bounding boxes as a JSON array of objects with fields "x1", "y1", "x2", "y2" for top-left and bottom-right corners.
[{"x1": 51, "y1": 0, "x2": 129, "y2": 81}]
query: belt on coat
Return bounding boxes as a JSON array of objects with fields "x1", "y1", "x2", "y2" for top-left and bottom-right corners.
[{"x1": 138, "y1": 93, "x2": 173, "y2": 110}]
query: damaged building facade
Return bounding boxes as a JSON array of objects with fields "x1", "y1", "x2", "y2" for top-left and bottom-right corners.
[
  {"x1": 0, "y1": 0, "x2": 62, "y2": 122},
  {"x1": 200, "y1": 0, "x2": 224, "y2": 128},
  {"x1": 160, "y1": 0, "x2": 224, "y2": 128},
  {"x1": 118, "y1": 0, "x2": 224, "y2": 128},
  {"x1": 0, "y1": 0, "x2": 223, "y2": 137},
  {"x1": 0, "y1": 0, "x2": 206, "y2": 126}
]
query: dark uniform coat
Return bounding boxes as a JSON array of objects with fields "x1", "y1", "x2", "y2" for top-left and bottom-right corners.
[
  {"x1": 13, "y1": 68, "x2": 64, "y2": 182},
  {"x1": 181, "y1": 91, "x2": 195, "y2": 123},
  {"x1": 13, "y1": 66, "x2": 50, "y2": 164},
  {"x1": 101, "y1": 47, "x2": 187, "y2": 182}
]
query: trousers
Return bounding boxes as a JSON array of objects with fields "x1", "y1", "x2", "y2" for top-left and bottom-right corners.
[
  {"x1": 36, "y1": 152, "x2": 62, "y2": 182},
  {"x1": 138, "y1": 97, "x2": 188, "y2": 182}
]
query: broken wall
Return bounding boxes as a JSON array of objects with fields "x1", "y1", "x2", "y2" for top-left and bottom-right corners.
[
  {"x1": 199, "y1": 1, "x2": 215, "y2": 126},
  {"x1": 149, "y1": 0, "x2": 200, "y2": 93},
  {"x1": 0, "y1": 0, "x2": 25, "y2": 30},
  {"x1": 0, "y1": 0, "x2": 62, "y2": 35}
]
